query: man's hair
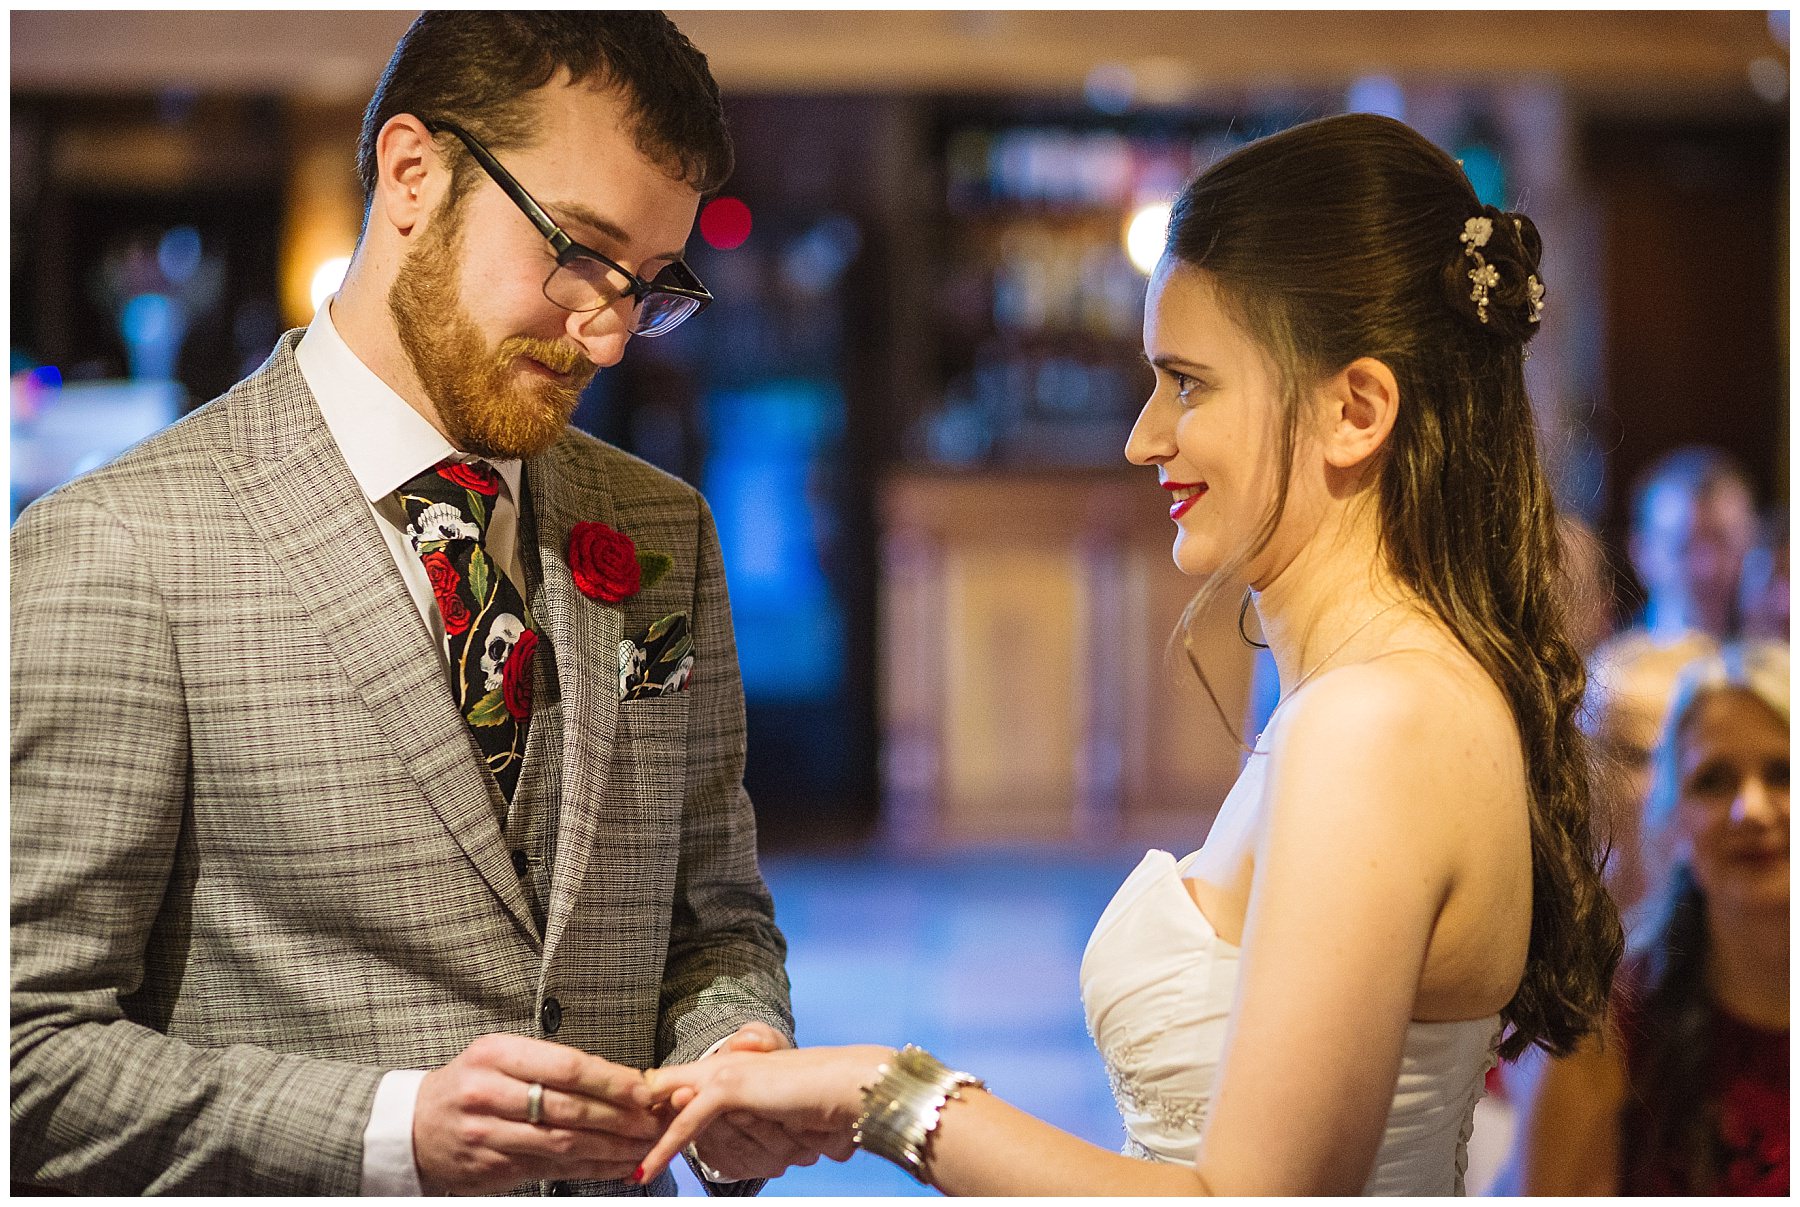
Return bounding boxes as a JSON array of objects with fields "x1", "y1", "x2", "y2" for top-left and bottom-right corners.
[{"x1": 356, "y1": 11, "x2": 732, "y2": 213}]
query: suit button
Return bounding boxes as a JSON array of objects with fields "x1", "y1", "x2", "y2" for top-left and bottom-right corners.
[
  {"x1": 548, "y1": 1181, "x2": 574, "y2": 1195},
  {"x1": 511, "y1": 849, "x2": 530, "y2": 878},
  {"x1": 539, "y1": 996, "x2": 562, "y2": 1036}
]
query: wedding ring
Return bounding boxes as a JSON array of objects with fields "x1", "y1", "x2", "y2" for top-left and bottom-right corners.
[{"x1": 526, "y1": 1081, "x2": 545, "y2": 1126}]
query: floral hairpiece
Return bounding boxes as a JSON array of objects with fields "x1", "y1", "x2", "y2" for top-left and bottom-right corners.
[
  {"x1": 1459, "y1": 216, "x2": 1498, "y2": 324},
  {"x1": 1460, "y1": 214, "x2": 1547, "y2": 328}
]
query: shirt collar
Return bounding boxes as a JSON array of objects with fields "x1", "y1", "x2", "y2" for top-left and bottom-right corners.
[{"x1": 295, "y1": 298, "x2": 523, "y2": 504}]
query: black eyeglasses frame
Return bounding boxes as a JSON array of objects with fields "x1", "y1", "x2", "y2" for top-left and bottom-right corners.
[{"x1": 422, "y1": 118, "x2": 713, "y2": 331}]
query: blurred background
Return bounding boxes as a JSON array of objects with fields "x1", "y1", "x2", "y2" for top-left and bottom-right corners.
[{"x1": 10, "y1": 9, "x2": 1789, "y2": 1195}]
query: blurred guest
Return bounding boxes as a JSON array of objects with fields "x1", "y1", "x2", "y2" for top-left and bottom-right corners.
[
  {"x1": 1499, "y1": 640, "x2": 1789, "y2": 1196},
  {"x1": 1585, "y1": 630, "x2": 1720, "y2": 918},
  {"x1": 1738, "y1": 506, "x2": 1789, "y2": 642},
  {"x1": 1620, "y1": 445, "x2": 1757, "y2": 642},
  {"x1": 1556, "y1": 513, "x2": 1617, "y2": 657}
]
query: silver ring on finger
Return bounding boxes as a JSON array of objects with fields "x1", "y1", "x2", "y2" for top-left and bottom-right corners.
[{"x1": 526, "y1": 1080, "x2": 546, "y2": 1126}]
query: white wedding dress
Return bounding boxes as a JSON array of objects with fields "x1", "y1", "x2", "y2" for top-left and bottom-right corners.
[{"x1": 1080, "y1": 847, "x2": 1500, "y2": 1195}]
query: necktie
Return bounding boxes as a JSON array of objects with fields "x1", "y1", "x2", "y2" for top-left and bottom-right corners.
[{"x1": 396, "y1": 459, "x2": 539, "y2": 803}]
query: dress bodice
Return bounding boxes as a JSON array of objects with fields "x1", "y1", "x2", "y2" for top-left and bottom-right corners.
[{"x1": 1080, "y1": 848, "x2": 1500, "y2": 1196}]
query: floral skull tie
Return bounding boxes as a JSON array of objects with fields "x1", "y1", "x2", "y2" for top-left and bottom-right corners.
[{"x1": 396, "y1": 459, "x2": 538, "y2": 803}]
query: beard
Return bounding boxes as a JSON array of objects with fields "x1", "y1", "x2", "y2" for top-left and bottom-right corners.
[{"x1": 387, "y1": 197, "x2": 595, "y2": 460}]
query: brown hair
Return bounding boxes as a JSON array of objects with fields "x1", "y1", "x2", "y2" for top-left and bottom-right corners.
[
  {"x1": 356, "y1": 11, "x2": 732, "y2": 215},
  {"x1": 1164, "y1": 113, "x2": 1622, "y2": 1059}
]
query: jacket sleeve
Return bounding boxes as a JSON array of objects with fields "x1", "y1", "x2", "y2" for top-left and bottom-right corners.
[{"x1": 10, "y1": 495, "x2": 384, "y2": 1194}]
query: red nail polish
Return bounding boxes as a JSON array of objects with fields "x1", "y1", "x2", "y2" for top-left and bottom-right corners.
[{"x1": 631, "y1": 1165, "x2": 646, "y2": 1185}]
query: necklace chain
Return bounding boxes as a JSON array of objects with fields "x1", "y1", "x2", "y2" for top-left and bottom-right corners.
[
  {"x1": 1256, "y1": 597, "x2": 1412, "y2": 746},
  {"x1": 1289, "y1": 598, "x2": 1411, "y2": 696}
]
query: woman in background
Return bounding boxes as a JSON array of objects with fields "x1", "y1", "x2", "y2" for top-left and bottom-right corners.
[
  {"x1": 628, "y1": 114, "x2": 1622, "y2": 1196},
  {"x1": 1502, "y1": 640, "x2": 1788, "y2": 1196}
]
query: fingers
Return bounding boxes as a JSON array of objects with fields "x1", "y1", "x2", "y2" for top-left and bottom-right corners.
[
  {"x1": 466, "y1": 1034, "x2": 655, "y2": 1110},
  {"x1": 719, "y1": 1021, "x2": 790, "y2": 1054},
  {"x1": 636, "y1": 1091, "x2": 730, "y2": 1184},
  {"x1": 459, "y1": 1067, "x2": 664, "y2": 1139},
  {"x1": 691, "y1": 1111, "x2": 813, "y2": 1181},
  {"x1": 478, "y1": 1117, "x2": 656, "y2": 1168},
  {"x1": 796, "y1": 1125, "x2": 858, "y2": 1164}
]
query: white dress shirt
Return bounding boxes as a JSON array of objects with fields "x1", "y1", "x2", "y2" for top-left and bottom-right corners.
[{"x1": 296, "y1": 299, "x2": 524, "y2": 1195}]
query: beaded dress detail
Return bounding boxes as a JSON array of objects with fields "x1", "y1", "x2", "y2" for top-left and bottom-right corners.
[{"x1": 1080, "y1": 848, "x2": 1501, "y2": 1195}]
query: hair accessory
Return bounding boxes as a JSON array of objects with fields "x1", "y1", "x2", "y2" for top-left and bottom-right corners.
[
  {"x1": 1526, "y1": 274, "x2": 1546, "y2": 323},
  {"x1": 1460, "y1": 216, "x2": 1499, "y2": 324},
  {"x1": 853, "y1": 1045, "x2": 985, "y2": 1184}
]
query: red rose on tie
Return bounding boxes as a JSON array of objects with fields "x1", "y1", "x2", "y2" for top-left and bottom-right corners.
[
  {"x1": 421, "y1": 550, "x2": 471, "y2": 636},
  {"x1": 503, "y1": 629, "x2": 538, "y2": 721},
  {"x1": 568, "y1": 522, "x2": 641, "y2": 602},
  {"x1": 438, "y1": 461, "x2": 499, "y2": 496}
]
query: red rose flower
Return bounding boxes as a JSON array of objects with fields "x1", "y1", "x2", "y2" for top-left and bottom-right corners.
[
  {"x1": 421, "y1": 550, "x2": 471, "y2": 636},
  {"x1": 568, "y1": 522, "x2": 641, "y2": 602},
  {"x1": 503, "y1": 628, "x2": 538, "y2": 721},
  {"x1": 439, "y1": 461, "x2": 500, "y2": 495}
]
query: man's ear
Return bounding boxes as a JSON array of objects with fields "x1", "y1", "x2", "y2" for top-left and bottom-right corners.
[
  {"x1": 372, "y1": 113, "x2": 441, "y2": 237},
  {"x1": 1320, "y1": 356, "x2": 1400, "y2": 470}
]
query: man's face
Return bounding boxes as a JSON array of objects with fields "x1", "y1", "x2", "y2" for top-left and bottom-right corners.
[
  {"x1": 389, "y1": 81, "x2": 703, "y2": 460},
  {"x1": 1635, "y1": 477, "x2": 1756, "y2": 618}
]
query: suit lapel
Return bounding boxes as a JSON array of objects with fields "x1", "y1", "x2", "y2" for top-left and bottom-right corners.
[
  {"x1": 523, "y1": 440, "x2": 621, "y2": 967},
  {"x1": 212, "y1": 336, "x2": 539, "y2": 944}
]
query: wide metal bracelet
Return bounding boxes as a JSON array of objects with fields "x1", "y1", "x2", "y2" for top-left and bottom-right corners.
[{"x1": 852, "y1": 1044, "x2": 985, "y2": 1183}]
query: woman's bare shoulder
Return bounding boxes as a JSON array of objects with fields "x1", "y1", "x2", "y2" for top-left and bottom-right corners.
[{"x1": 1261, "y1": 644, "x2": 1525, "y2": 834}]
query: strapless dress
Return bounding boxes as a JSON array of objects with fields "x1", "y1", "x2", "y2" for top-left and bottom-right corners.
[{"x1": 1080, "y1": 848, "x2": 1500, "y2": 1195}]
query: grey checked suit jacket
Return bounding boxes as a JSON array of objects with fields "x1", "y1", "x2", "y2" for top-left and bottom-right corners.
[{"x1": 11, "y1": 333, "x2": 793, "y2": 1194}]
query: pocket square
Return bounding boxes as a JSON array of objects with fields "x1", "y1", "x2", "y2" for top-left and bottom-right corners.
[{"x1": 619, "y1": 611, "x2": 695, "y2": 701}]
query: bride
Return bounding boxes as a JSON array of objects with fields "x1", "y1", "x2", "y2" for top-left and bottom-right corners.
[{"x1": 631, "y1": 113, "x2": 1623, "y2": 1195}]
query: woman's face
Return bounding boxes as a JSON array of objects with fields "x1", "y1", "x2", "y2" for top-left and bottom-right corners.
[
  {"x1": 1126, "y1": 262, "x2": 1314, "y2": 582},
  {"x1": 1672, "y1": 688, "x2": 1789, "y2": 914}
]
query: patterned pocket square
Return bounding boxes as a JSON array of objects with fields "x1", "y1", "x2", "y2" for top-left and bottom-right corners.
[{"x1": 619, "y1": 611, "x2": 695, "y2": 701}]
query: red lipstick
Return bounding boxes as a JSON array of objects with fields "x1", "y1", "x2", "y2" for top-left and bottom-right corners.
[{"x1": 1162, "y1": 479, "x2": 1207, "y2": 520}]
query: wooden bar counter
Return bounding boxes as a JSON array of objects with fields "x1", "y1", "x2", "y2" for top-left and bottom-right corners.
[{"x1": 879, "y1": 468, "x2": 1255, "y2": 852}]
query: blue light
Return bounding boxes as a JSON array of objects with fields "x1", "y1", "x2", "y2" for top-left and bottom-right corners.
[
  {"x1": 157, "y1": 226, "x2": 203, "y2": 285},
  {"x1": 1346, "y1": 75, "x2": 1406, "y2": 121},
  {"x1": 30, "y1": 365, "x2": 62, "y2": 390},
  {"x1": 1456, "y1": 143, "x2": 1507, "y2": 209}
]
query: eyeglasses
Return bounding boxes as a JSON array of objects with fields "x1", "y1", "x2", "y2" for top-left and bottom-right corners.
[{"x1": 423, "y1": 119, "x2": 712, "y2": 337}]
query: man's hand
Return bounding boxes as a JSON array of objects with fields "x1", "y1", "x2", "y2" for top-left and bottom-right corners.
[
  {"x1": 413, "y1": 1033, "x2": 666, "y2": 1195},
  {"x1": 661, "y1": 1027, "x2": 862, "y2": 1184},
  {"x1": 640, "y1": 1044, "x2": 889, "y2": 1185}
]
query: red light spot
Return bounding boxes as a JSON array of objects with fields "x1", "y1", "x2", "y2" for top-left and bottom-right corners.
[{"x1": 700, "y1": 197, "x2": 752, "y2": 251}]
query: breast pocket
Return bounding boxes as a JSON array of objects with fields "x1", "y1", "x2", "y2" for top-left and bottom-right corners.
[{"x1": 611, "y1": 694, "x2": 692, "y2": 817}]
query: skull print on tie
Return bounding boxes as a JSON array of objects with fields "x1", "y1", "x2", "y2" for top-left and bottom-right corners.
[{"x1": 396, "y1": 459, "x2": 539, "y2": 803}]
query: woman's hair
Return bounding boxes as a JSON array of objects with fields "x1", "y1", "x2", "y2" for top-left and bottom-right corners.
[
  {"x1": 1621, "y1": 639, "x2": 1788, "y2": 1189},
  {"x1": 1162, "y1": 112, "x2": 1621, "y2": 1059}
]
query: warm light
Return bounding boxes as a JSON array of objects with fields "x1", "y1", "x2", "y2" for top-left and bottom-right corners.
[
  {"x1": 700, "y1": 197, "x2": 753, "y2": 251},
  {"x1": 1748, "y1": 56, "x2": 1788, "y2": 103},
  {"x1": 1124, "y1": 201, "x2": 1172, "y2": 276},
  {"x1": 309, "y1": 256, "x2": 351, "y2": 313}
]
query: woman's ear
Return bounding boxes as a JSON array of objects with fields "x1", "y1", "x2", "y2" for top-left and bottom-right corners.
[
  {"x1": 372, "y1": 113, "x2": 440, "y2": 237},
  {"x1": 1320, "y1": 356, "x2": 1400, "y2": 470}
]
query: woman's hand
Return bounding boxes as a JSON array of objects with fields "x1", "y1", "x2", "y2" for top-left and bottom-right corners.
[{"x1": 637, "y1": 1044, "x2": 894, "y2": 1184}]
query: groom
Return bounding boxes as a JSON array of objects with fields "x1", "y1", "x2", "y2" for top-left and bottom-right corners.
[{"x1": 12, "y1": 12, "x2": 798, "y2": 1195}]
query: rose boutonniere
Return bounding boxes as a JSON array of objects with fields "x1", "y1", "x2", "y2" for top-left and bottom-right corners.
[{"x1": 568, "y1": 522, "x2": 673, "y2": 604}]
